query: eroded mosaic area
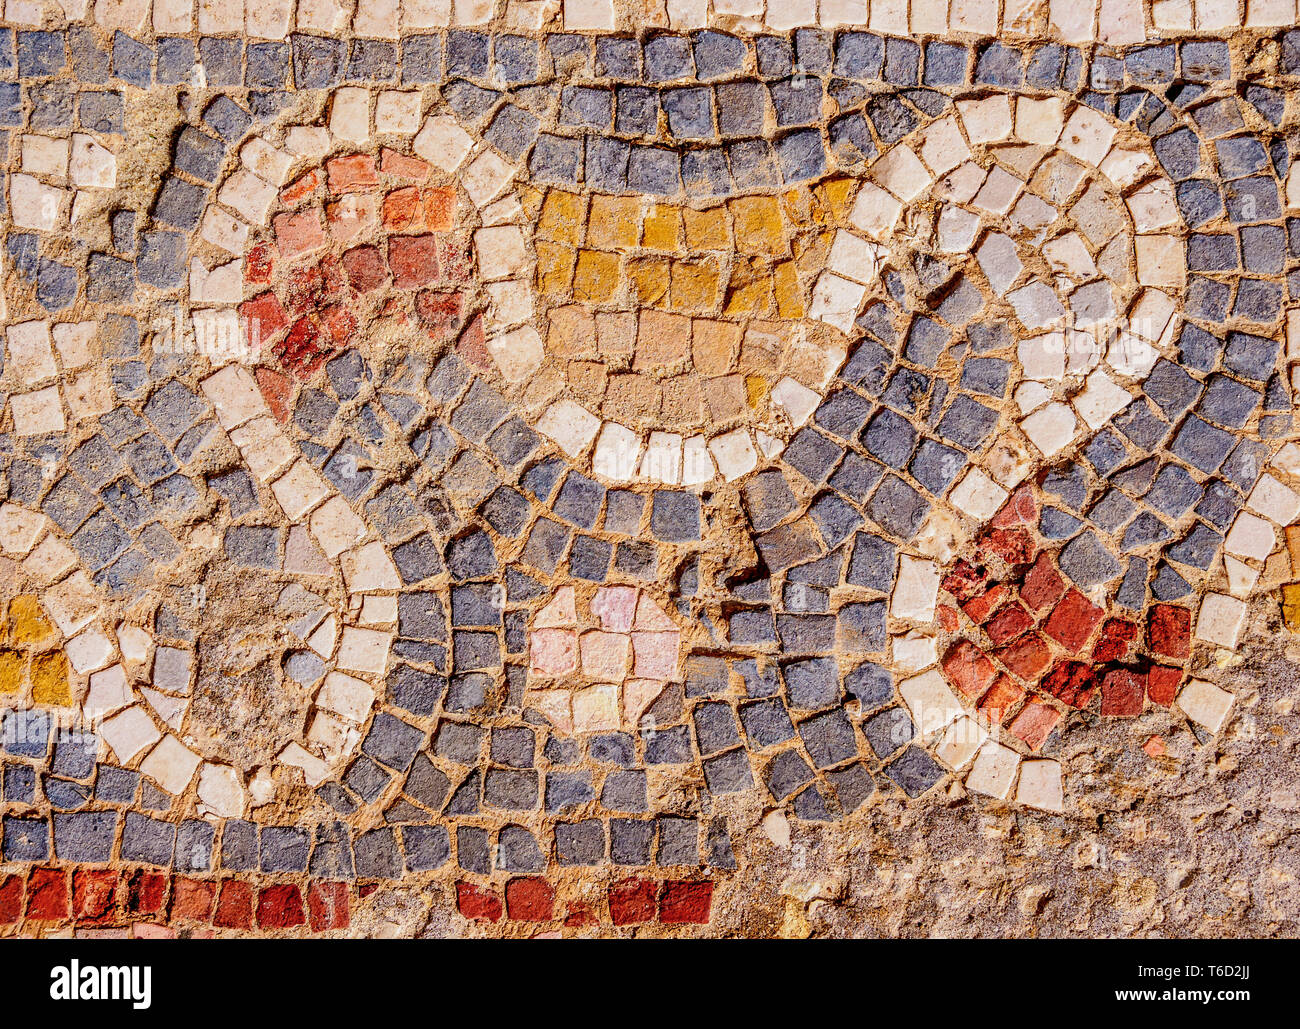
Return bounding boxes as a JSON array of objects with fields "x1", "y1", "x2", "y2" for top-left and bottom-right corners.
[{"x1": 1, "y1": 0, "x2": 1300, "y2": 937}]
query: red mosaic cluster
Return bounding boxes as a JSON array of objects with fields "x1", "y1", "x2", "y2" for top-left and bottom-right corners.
[
  {"x1": 938, "y1": 486, "x2": 1191, "y2": 753},
  {"x1": 0, "y1": 869, "x2": 351, "y2": 936},
  {"x1": 242, "y1": 147, "x2": 471, "y2": 382},
  {"x1": 455, "y1": 877, "x2": 714, "y2": 929}
]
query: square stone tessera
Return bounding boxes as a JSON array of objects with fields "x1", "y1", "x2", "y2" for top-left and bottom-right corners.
[{"x1": 0, "y1": 0, "x2": 1298, "y2": 939}]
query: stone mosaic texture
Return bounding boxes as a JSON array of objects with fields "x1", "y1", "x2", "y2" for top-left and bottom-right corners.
[{"x1": 1, "y1": 0, "x2": 1300, "y2": 938}]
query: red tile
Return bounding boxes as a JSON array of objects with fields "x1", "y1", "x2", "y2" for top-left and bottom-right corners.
[
  {"x1": 319, "y1": 304, "x2": 358, "y2": 349},
  {"x1": 388, "y1": 234, "x2": 440, "y2": 288},
  {"x1": 26, "y1": 867, "x2": 68, "y2": 921},
  {"x1": 1092, "y1": 617, "x2": 1138, "y2": 663},
  {"x1": 1148, "y1": 604, "x2": 1191, "y2": 661},
  {"x1": 213, "y1": 880, "x2": 254, "y2": 930},
  {"x1": 941, "y1": 559, "x2": 987, "y2": 603},
  {"x1": 1008, "y1": 699, "x2": 1062, "y2": 751},
  {"x1": 976, "y1": 674, "x2": 1025, "y2": 724},
  {"x1": 439, "y1": 237, "x2": 473, "y2": 283},
  {"x1": 997, "y1": 633, "x2": 1052, "y2": 682},
  {"x1": 456, "y1": 313, "x2": 490, "y2": 371},
  {"x1": 564, "y1": 902, "x2": 598, "y2": 928},
  {"x1": 505, "y1": 877, "x2": 555, "y2": 922},
  {"x1": 962, "y1": 583, "x2": 1008, "y2": 625},
  {"x1": 276, "y1": 317, "x2": 329, "y2": 381},
  {"x1": 936, "y1": 604, "x2": 959, "y2": 631},
  {"x1": 416, "y1": 290, "x2": 463, "y2": 340},
  {"x1": 1100, "y1": 668, "x2": 1146, "y2": 716},
  {"x1": 342, "y1": 244, "x2": 390, "y2": 293},
  {"x1": 277, "y1": 210, "x2": 328, "y2": 258},
  {"x1": 0, "y1": 874, "x2": 23, "y2": 924},
  {"x1": 245, "y1": 241, "x2": 274, "y2": 284},
  {"x1": 1043, "y1": 589, "x2": 1104, "y2": 654},
  {"x1": 240, "y1": 291, "x2": 288, "y2": 350},
  {"x1": 170, "y1": 878, "x2": 215, "y2": 922},
  {"x1": 308, "y1": 882, "x2": 350, "y2": 931},
  {"x1": 991, "y1": 484, "x2": 1037, "y2": 527},
  {"x1": 326, "y1": 153, "x2": 379, "y2": 193},
  {"x1": 986, "y1": 602, "x2": 1034, "y2": 646},
  {"x1": 382, "y1": 186, "x2": 424, "y2": 232},
  {"x1": 1021, "y1": 553, "x2": 1066, "y2": 612},
  {"x1": 257, "y1": 885, "x2": 306, "y2": 929},
  {"x1": 255, "y1": 367, "x2": 294, "y2": 423},
  {"x1": 285, "y1": 256, "x2": 348, "y2": 314},
  {"x1": 1147, "y1": 665, "x2": 1182, "y2": 707},
  {"x1": 942, "y1": 639, "x2": 998, "y2": 699},
  {"x1": 72, "y1": 870, "x2": 119, "y2": 925},
  {"x1": 1040, "y1": 660, "x2": 1098, "y2": 709},
  {"x1": 126, "y1": 870, "x2": 168, "y2": 916},
  {"x1": 424, "y1": 186, "x2": 455, "y2": 231},
  {"x1": 274, "y1": 209, "x2": 328, "y2": 258},
  {"x1": 982, "y1": 526, "x2": 1035, "y2": 565},
  {"x1": 380, "y1": 147, "x2": 430, "y2": 181},
  {"x1": 456, "y1": 882, "x2": 502, "y2": 922},
  {"x1": 658, "y1": 881, "x2": 713, "y2": 925},
  {"x1": 280, "y1": 168, "x2": 320, "y2": 206},
  {"x1": 608, "y1": 878, "x2": 656, "y2": 926}
]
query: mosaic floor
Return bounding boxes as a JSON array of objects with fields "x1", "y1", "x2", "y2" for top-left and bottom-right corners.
[{"x1": 1, "y1": 0, "x2": 1299, "y2": 938}]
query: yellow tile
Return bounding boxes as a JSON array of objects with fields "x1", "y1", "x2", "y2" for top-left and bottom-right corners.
[
  {"x1": 535, "y1": 241, "x2": 576, "y2": 297},
  {"x1": 30, "y1": 650, "x2": 70, "y2": 706},
  {"x1": 587, "y1": 195, "x2": 641, "y2": 249},
  {"x1": 670, "y1": 261, "x2": 720, "y2": 314},
  {"x1": 745, "y1": 374, "x2": 770, "y2": 410},
  {"x1": 8, "y1": 596, "x2": 53, "y2": 647},
  {"x1": 517, "y1": 184, "x2": 545, "y2": 220},
  {"x1": 626, "y1": 257, "x2": 670, "y2": 307},
  {"x1": 1286, "y1": 525, "x2": 1300, "y2": 575},
  {"x1": 781, "y1": 187, "x2": 814, "y2": 226},
  {"x1": 1284, "y1": 583, "x2": 1300, "y2": 632},
  {"x1": 683, "y1": 206, "x2": 730, "y2": 251},
  {"x1": 642, "y1": 204, "x2": 682, "y2": 250},
  {"x1": 538, "y1": 190, "x2": 587, "y2": 245},
  {"x1": 818, "y1": 177, "x2": 856, "y2": 222},
  {"x1": 723, "y1": 258, "x2": 773, "y2": 317},
  {"x1": 773, "y1": 260, "x2": 805, "y2": 319},
  {"x1": 573, "y1": 249, "x2": 622, "y2": 304},
  {"x1": 729, "y1": 196, "x2": 786, "y2": 256},
  {"x1": 0, "y1": 650, "x2": 24, "y2": 695}
]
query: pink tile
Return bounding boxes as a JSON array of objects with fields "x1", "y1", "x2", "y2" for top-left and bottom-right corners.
[
  {"x1": 529, "y1": 628, "x2": 577, "y2": 675},
  {"x1": 632, "y1": 630, "x2": 679, "y2": 680},
  {"x1": 591, "y1": 585, "x2": 637, "y2": 633},
  {"x1": 132, "y1": 923, "x2": 176, "y2": 939},
  {"x1": 634, "y1": 594, "x2": 676, "y2": 631},
  {"x1": 535, "y1": 586, "x2": 576, "y2": 627},
  {"x1": 580, "y1": 630, "x2": 630, "y2": 681}
]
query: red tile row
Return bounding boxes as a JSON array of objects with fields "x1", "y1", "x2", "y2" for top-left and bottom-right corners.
[
  {"x1": 456, "y1": 877, "x2": 714, "y2": 928},
  {"x1": 0, "y1": 868, "x2": 350, "y2": 934}
]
